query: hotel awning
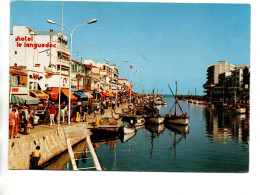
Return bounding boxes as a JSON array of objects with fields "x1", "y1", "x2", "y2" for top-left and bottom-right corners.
[
  {"x1": 61, "y1": 88, "x2": 77, "y2": 100},
  {"x1": 83, "y1": 92, "x2": 93, "y2": 99},
  {"x1": 74, "y1": 91, "x2": 88, "y2": 99},
  {"x1": 11, "y1": 95, "x2": 40, "y2": 105},
  {"x1": 45, "y1": 87, "x2": 60, "y2": 100},
  {"x1": 30, "y1": 90, "x2": 49, "y2": 100}
]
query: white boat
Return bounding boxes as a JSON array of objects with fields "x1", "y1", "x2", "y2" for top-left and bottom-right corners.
[
  {"x1": 122, "y1": 125, "x2": 135, "y2": 134},
  {"x1": 146, "y1": 116, "x2": 164, "y2": 124},
  {"x1": 131, "y1": 117, "x2": 145, "y2": 126},
  {"x1": 235, "y1": 108, "x2": 246, "y2": 114},
  {"x1": 165, "y1": 82, "x2": 190, "y2": 126},
  {"x1": 165, "y1": 115, "x2": 189, "y2": 125}
]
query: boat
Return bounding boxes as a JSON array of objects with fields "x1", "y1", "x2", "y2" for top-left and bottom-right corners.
[
  {"x1": 165, "y1": 82, "x2": 190, "y2": 126},
  {"x1": 88, "y1": 117, "x2": 123, "y2": 133},
  {"x1": 130, "y1": 117, "x2": 145, "y2": 126},
  {"x1": 122, "y1": 125, "x2": 136, "y2": 134}
]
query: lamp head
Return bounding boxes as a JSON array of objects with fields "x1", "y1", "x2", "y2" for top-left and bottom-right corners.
[
  {"x1": 88, "y1": 19, "x2": 97, "y2": 24},
  {"x1": 47, "y1": 19, "x2": 56, "y2": 24}
]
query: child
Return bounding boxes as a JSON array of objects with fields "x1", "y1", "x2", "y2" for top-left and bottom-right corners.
[{"x1": 31, "y1": 146, "x2": 41, "y2": 169}]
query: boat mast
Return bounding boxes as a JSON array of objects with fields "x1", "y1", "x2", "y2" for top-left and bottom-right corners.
[{"x1": 175, "y1": 81, "x2": 178, "y2": 116}]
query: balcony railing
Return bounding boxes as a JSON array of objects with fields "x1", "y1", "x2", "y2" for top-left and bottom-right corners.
[{"x1": 57, "y1": 45, "x2": 71, "y2": 56}]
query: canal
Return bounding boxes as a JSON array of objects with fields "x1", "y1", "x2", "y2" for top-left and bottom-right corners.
[{"x1": 43, "y1": 96, "x2": 249, "y2": 172}]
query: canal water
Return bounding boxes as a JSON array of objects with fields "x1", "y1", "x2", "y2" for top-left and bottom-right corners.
[{"x1": 43, "y1": 96, "x2": 249, "y2": 172}]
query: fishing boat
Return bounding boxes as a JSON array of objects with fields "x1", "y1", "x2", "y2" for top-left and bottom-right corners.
[
  {"x1": 88, "y1": 117, "x2": 123, "y2": 133},
  {"x1": 164, "y1": 82, "x2": 190, "y2": 126}
]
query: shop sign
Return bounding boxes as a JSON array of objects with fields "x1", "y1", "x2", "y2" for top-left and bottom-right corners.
[{"x1": 11, "y1": 86, "x2": 28, "y2": 94}]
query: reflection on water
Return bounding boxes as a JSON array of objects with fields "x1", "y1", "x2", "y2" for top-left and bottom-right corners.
[
  {"x1": 204, "y1": 107, "x2": 249, "y2": 145},
  {"x1": 43, "y1": 96, "x2": 249, "y2": 172}
]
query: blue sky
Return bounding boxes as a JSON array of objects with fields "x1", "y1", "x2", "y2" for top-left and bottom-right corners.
[{"x1": 10, "y1": 1, "x2": 250, "y2": 95}]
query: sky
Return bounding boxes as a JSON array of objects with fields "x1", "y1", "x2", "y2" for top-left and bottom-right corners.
[{"x1": 9, "y1": 1, "x2": 250, "y2": 95}]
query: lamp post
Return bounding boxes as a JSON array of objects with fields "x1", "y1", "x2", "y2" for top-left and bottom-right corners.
[
  {"x1": 47, "y1": 18, "x2": 97, "y2": 125},
  {"x1": 105, "y1": 59, "x2": 129, "y2": 108}
]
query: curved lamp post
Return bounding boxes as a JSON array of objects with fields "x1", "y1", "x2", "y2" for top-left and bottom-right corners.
[
  {"x1": 47, "y1": 18, "x2": 97, "y2": 125},
  {"x1": 106, "y1": 59, "x2": 129, "y2": 108}
]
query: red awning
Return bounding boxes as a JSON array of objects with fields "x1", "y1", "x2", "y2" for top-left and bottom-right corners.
[
  {"x1": 10, "y1": 70, "x2": 27, "y2": 76},
  {"x1": 45, "y1": 87, "x2": 60, "y2": 100}
]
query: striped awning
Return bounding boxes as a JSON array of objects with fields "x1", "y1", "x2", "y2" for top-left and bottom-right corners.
[
  {"x1": 11, "y1": 95, "x2": 40, "y2": 105},
  {"x1": 83, "y1": 92, "x2": 93, "y2": 99},
  {"x1": 30, "y1": 90, "x2": 49, "y2": 100},
  {"x1": 74, "y1": 91, "x2": 88, "y2": 99}
]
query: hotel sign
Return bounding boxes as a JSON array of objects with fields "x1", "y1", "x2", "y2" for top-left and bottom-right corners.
[
  {"x1": 11, "y1": 86, "x2": 28, "y2": 94},
  {"x1": 16, "y1": 36, "x2": 56, "y2": 49}
]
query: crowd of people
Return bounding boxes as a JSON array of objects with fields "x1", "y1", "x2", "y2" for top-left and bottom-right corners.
[{"x1": 9, "y1": 95, "x2": 131, "y2": 139}]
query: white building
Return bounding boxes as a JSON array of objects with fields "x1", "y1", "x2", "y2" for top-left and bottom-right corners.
[{"x1": 10, "y1": 26, "x2": 71, "y2": 92}]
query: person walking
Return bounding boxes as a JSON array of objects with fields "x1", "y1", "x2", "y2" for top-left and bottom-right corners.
[
  {"x1": 9, "y1": 108, "x2": 16, "y2": 139},
  {"x1": 49, "y1": 103, "x2": 56, "y2": 126}
]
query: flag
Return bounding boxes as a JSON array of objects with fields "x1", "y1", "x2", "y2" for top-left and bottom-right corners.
[{"x1": 130, "y1": 65, "x2": 133, "y2": 69}]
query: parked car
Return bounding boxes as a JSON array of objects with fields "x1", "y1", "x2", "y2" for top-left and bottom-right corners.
[{"x1": 35, "y1": 106, "x2": 47, "y2": 119}]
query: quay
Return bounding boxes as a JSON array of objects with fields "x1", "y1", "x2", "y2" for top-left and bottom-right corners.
[{"x1": 8, "y1": 103, "x2": 130, "y2": 170}]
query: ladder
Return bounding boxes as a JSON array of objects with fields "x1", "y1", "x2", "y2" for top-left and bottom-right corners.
[{"x1": 64, "y1": 124, "x2": 102, "y2": 171}]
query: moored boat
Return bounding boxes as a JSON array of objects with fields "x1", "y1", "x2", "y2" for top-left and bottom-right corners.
[
  {"x1": 122, "y1": 125, "x2": 136, "y2": 134},
  {"x1": 165, "y1": 82, "x2": 190, "y2": 126}
]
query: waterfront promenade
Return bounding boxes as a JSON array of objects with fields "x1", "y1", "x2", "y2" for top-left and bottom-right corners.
[{"x1": 8, "y1": 103, "x2": 130, "y2": 169}]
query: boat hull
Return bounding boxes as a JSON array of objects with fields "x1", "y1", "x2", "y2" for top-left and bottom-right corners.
[
  {"x1": 165, "y1": 117, "x2": 189, "y2": 125},
  {"x1": 123, "y1": 125, "x2": 135, "y2": 134}
]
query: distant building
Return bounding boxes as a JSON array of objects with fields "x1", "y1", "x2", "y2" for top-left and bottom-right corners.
[{"x1": 203, "y1": 61, "x2": 250, "y2": 102}]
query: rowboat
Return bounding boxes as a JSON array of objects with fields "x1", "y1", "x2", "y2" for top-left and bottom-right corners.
[
  {"x1": 121, "y1": 131, "x2": 136, "y2": 143},
  {"x1": 122, "y1": 125, "x2": 136, "y2": 134}
]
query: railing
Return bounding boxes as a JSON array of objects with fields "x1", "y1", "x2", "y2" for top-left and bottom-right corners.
[{"x1": 57, "y1": 45, "x2": 71, "y2": 56}]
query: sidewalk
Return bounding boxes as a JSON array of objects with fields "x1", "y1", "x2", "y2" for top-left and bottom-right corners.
[{"x1": 14, "y1": 103, "x2": 130, "y2": 138}]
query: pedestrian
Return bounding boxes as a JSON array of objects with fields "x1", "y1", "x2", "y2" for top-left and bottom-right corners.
[
  {"x1": 50, "y1": 103, "x2": 56, "y2": 126},
  {"x1": 83, "y1": 105, "x2": 88, "y2": 122},
  {"x1": 9, "y1": 108, "x2": 16, "y2": 139},
  {"x1": 44, "y1": 107, "x2": 50, "y2": 125},
  {"x1": 14, "y1": 106, "x2": 19, "y2": 138},
  {"x1": 31, "y1": 146, "x2": 41, "y2": 169},
  {"x1": 22, "y1": 106, "x2": 29, "y2": 135}
]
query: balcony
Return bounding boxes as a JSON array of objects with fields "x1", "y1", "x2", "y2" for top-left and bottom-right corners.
[
  {"x1": 57, "y1": 45, "x2": 71, "y2": 56},
  {"x1": 57, "y1": 59, "x2": 70, "y2": 67}
]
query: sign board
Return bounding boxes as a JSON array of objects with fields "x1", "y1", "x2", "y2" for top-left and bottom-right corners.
[{"x1": 11, "y1": 86, "x2": 28, "y2": 94}]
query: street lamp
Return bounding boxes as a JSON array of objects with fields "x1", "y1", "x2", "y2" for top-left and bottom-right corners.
[
  {"x1": 106, "y1": 59, "x2": 129, "y2": 108},
  {"x1": 47, "y1": 18, "x2": 97, "y2": 125}
]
